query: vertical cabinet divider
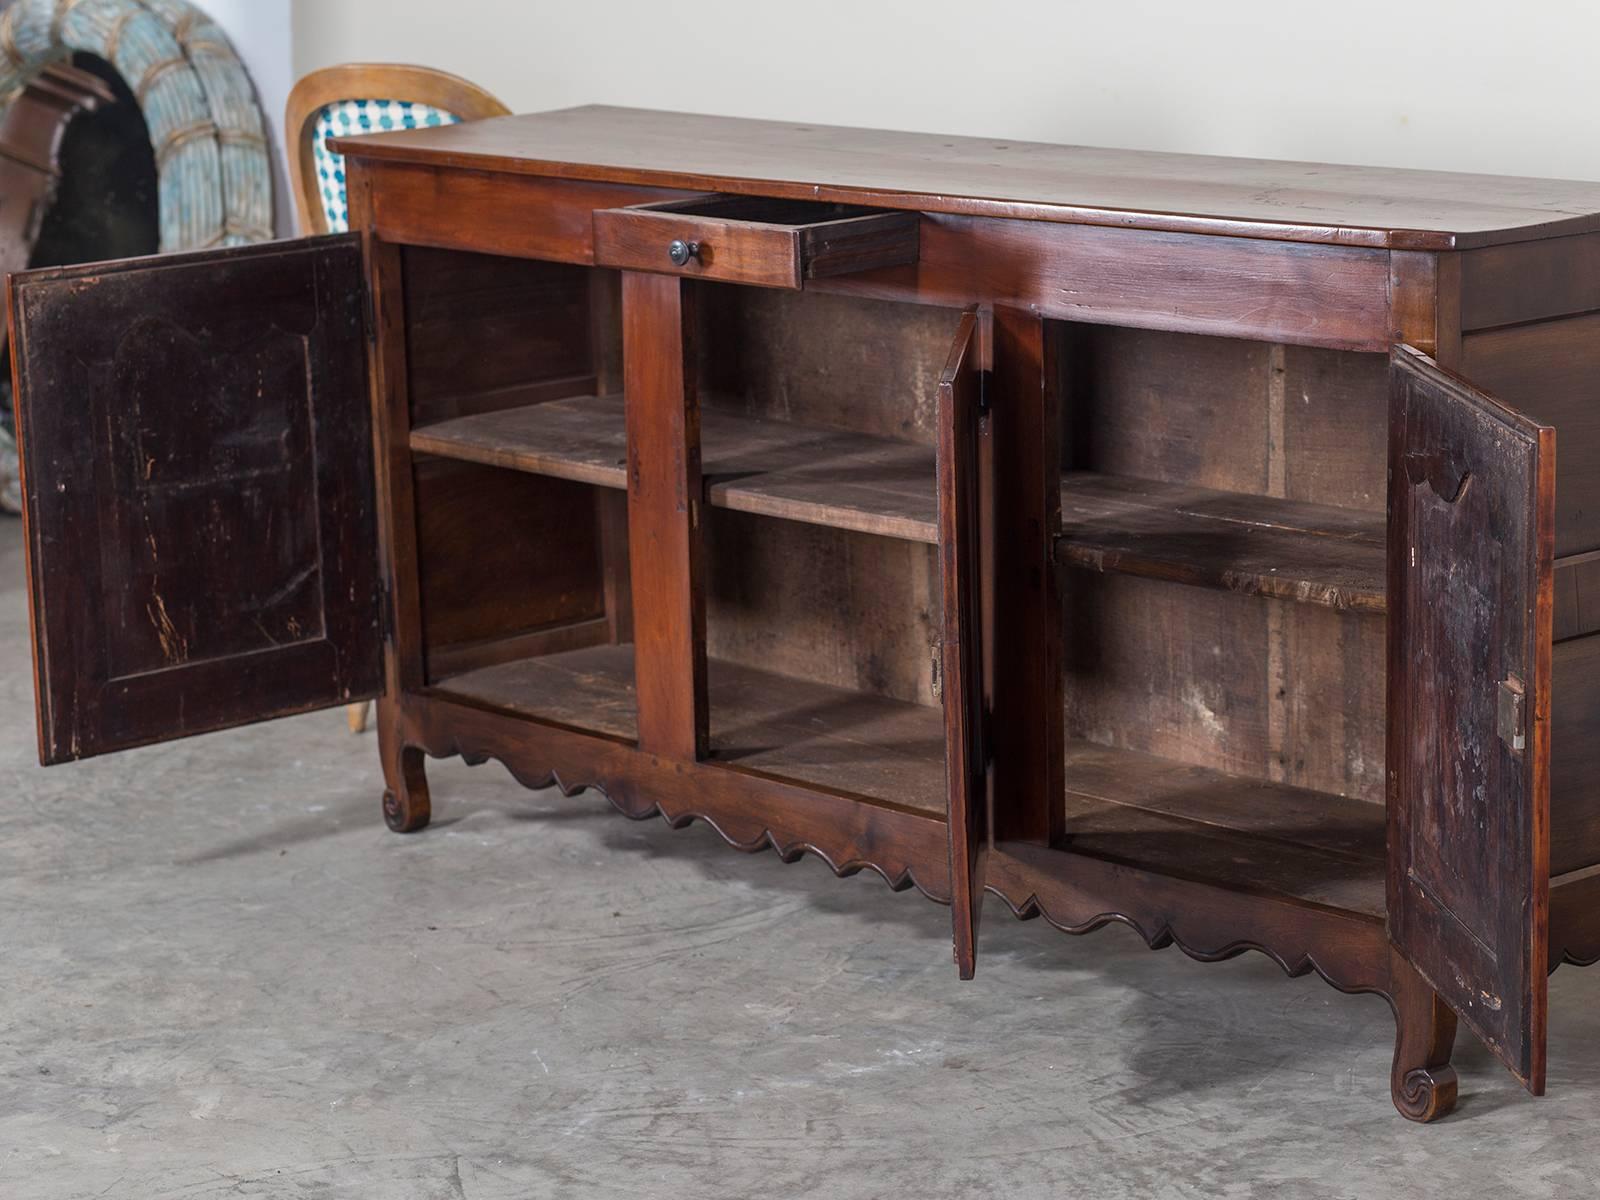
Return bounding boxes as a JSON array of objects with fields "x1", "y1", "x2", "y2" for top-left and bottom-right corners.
[{"x1": 621, "y1": 271, "x2": 710, "y2": 761}]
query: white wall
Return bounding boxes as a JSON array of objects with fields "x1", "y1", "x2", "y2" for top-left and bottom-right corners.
[{"x1": 289, "y1": 0, "x2": 1600, "y2": 182}]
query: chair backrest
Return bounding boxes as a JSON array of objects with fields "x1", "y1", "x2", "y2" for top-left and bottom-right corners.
[{"x1": 285, "y1": 63, "x2": 511, "y2": 236}]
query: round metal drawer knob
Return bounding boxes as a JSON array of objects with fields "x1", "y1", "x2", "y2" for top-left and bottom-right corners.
[{"x1": 667, "y1": 238, "x2": 701, "y2": 267}]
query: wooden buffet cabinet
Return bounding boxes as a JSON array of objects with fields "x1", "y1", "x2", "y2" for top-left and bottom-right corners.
[{"x1": 11, "y1": 107, "x2": 1600, "y2": 1122}]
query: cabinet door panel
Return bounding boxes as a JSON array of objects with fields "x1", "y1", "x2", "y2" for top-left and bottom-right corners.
[
  {"x1": 10, "y1": 235, "x2": 383, "y2": 764},
  {"x1": 939, "y1": 308, "x2": 987, "y2": 977},
  {"x1": 1388, "y1": 344, "x2": 1554, "y2": 1092}
]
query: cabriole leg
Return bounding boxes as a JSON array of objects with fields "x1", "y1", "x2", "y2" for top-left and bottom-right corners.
[
  {"x1": 377, "y1": 699, "x2": 430, "y2": 833},
  {"x1": 1388, "y1": 951, "x2": 1460, "y2": 1122}
]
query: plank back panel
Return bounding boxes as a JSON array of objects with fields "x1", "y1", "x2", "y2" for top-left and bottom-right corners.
[
  {"x1": 1060, "y1": 572, "x2": 1386, "y2": 804},
  {"x1": 705, "y1": 512, "x2": 938, "y2": 706},
  {"x1": 1061, "y1": 326, "x2": 1388, "y2": 511},
  {"x1": 692, "y1": 285, "x2": 957, "y2": 445}
]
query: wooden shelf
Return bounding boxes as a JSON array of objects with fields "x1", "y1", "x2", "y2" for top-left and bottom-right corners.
[
  {"x1": 1056, "y1": 473, "x2": 1386, "y2": 612},
  {"x1": 414, "y1": 401, "x2": 1388, "y2": 609},
  {"x1": 431, "y1": 643, "x2": 946, "y2": 814},
  {"x1": 1059, "y1": 740, "x2": 1386, "y2": 917},
  {"x1": 411, "y1": 396, "x2": 938, "y2": 544}
]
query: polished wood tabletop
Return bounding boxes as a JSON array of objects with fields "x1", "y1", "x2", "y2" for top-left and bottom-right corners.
[{"x1": 333, "y1": 104, "x2": 1600, "y2": 250}]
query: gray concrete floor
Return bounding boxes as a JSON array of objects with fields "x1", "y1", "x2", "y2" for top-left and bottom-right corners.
[{"x1": 2, "y1": 517, "x2": 1599, "y2": 1200}]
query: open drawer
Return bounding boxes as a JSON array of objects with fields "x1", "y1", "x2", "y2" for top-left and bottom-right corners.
[{"x1": 593, "y1": 194, "x2": 919, "y2": 288}]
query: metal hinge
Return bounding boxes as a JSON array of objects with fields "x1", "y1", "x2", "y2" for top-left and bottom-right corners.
[
  {"x1": 930, "y1": 639, "x2": 943, "y2": 702},
  {"x1": 1498, "y1": 677, "x2": 1527, "y2": 752}
]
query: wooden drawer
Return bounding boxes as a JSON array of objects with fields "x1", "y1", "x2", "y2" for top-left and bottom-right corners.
[{"x1": 593, "y1": 194, "x2": 919, "y2": 288}]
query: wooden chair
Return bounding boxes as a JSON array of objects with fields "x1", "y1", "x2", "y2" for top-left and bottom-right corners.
[{"x1": 286, "y1": 64, "x2": 511, "y2": 732}]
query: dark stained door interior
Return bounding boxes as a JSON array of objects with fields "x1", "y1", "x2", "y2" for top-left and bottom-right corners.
[
  {"x1": 1387, "y1": 344, "x2": 1555, "y2": 1093},
  {"x1": 9, "y1": 234, "x2": 384, "y2": 764},
  {"x1": 939, "y1": 308, "x2": 987, "y2": 978}
]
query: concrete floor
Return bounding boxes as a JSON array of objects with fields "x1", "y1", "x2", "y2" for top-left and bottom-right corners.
[{"x1": 2, "y1": 517, "x2": 1599, "y2": 1200}]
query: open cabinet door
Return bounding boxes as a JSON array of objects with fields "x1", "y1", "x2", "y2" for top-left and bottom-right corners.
[
  {"x1": 10, "y1": 235, "x2": 385, "y2": 764},
  {"x1": 1388, "y1": 344, "x2": 1554, "y2": 1092},
  {"x1": 939, "y1": 308, "x2": 987, "y2": 979}
]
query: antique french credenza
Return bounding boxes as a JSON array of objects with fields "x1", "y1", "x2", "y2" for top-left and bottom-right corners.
[{"x1": 11, "y1": 107, "x2": 1600, "y2": 1122}]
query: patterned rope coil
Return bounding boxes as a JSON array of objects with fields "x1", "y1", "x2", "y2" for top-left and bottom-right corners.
[{"x1": 0, "y1": 0, "x2": 272, "y2": 251}]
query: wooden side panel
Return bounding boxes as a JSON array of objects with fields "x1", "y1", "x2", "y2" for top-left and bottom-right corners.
[
  {"x1": 9, "y1": 235, "x2": 383, "y2": 762},
  {"x1": 414, "y1": 461, "x2": 606, "y2": 673},
  {"x1": 989, "y1": 307, "x2": 1063, "y2": 844},
  {"x1": 1387, "y1": 345, "x2": 1553, "y2": 1093},
  {"x1": 1460, "y1": 313, "x2": 1600, "y2": 558},
  {"x1": 399, "y1": 247, "x2": 611, "y2": 669},
  {"x1": 403, "y1": 247, "x2": 596, "y2": 423},
  {"x1": 1550, "y1": 632, "x2": 1600, "y2": 876},
  {"x1": 938, "y1": 310, "x2": 986, "y2": 978},
  {"x1": 623, "y1": 271, "x2": 708, "y2": 759}
]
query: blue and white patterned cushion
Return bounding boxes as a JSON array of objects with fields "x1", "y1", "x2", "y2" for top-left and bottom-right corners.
[{"x1": 311, "y1": 99, "x2": 462, "y2": 232}]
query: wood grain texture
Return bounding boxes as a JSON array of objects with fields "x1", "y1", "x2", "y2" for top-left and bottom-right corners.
[
  {"x1": 985, "y1": 839, "x2": 1458, "y2": 1121},
  {"x1": 363, "y1": 158, "x2": 675, "y2": 263},
  {"x1": 348, "y1": 165, "x2": 425, "y2": 705},
  {"x1": 988, "y1": 307, "x2": 1064, "y2": 844},
  {"x1": 411, "y1": 394, "x2": 940, "y2": 542},
  {"x1": 1550, "y1": 633, "x2": 1600, "y2": 875},
  {"x1": 1060, "y1": 326, "x2": 1389, "y2": 509},
  {"x1": 1461, "y1": 312, "x2": 1600, "y2": 557},
  {"x1": 1055, "y1": 473, "x2": 1385, "y2": 611},
  {"x1": 623, "y1": 272, "x2": 708, "y2": 760},
  {"x1": 401, "y1": 246, "x2": 595, "y2": 423},
  {"x1": 1059, "y1": 741, "x2": 1384, "y2": 916},
  {"x1": 694, "y1": 286, "x2": 956, "y2": 446},
  {"x1": 859, "y1": 216, "x2": 1394, "y2": 351},
  {"x1": 9, "y1": 235, "x2": 383, "y2": 763},
  {"x1": 412, "y1": 459, "x2": 605, "y2": 660},
  {"x1": 1550, "y1": 863, "x2": 1600, "y2": 970},
  {"x1": 704, "y1": 512, "x2": 939, "y2": 707},
  {"x1": 333, "y1": 105, "x2": 1600, "y2": 249},
  {"x1": 432, "y1": 644, "x2": 946, "y2": 816},
  {"x1": 396, "y1": 686, "x2": 951, "y2": 900},
  {"x1": 1459, "y1": 231, "x2": 1600, "y2": 330},
  {"x1": 1554, "y1": 551, "x2": 1600, "y2": 641},
  {"x1": 1062, "y1": 572, "x2": 1387, "y2": 804},
  {"x1": 1387, "y1": 344, "x2": 1554, "y2": 1094},
  {"x1": 937, "y1": 310, "x2": 987, "y2": 978},
  {"x1": 595, "y1": 195, "x2": 918, "y2": 288}
]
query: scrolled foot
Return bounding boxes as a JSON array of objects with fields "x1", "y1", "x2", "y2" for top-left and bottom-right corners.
[
  {"x1": 1388, "y1": 950, "x2": 1460, "y2": 1123},
  {"x1": 382, "y1": 780, "x2": 430, "y2": 833},
  {"x1": 377, "y1": 701, "x2": 431, "y2": 833},
  {"x1": 1393, "y1": 1064, "x2": 1459, "y2": 1123}
]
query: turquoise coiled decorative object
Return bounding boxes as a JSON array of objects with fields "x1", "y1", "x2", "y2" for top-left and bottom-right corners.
[{"x1": 0, "y1": 0, "x2": 273, "y2": 252}]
